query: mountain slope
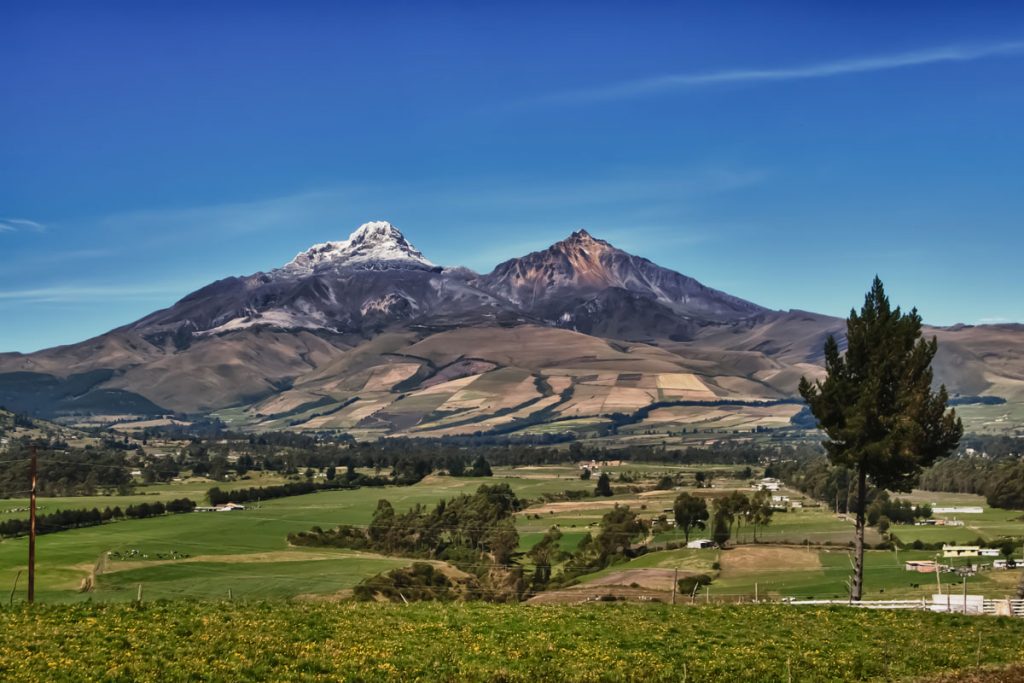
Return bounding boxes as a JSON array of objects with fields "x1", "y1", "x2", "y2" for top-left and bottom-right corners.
[
  {"x1": 480, "y1": 230, "x2": 765, "y2": 336},
  {"x1": 1, "y1": 221, "x2": 1021, "y2": 434},
  {"x1": 127, "y1": 221, "x2": 516, "y2": 342}
]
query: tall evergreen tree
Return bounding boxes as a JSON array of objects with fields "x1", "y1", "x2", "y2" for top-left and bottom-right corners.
[
  {"x1": 799, "y1": 278, "x2": 962, "y2": 601},
  {"x1": 711, "y1": 510, "x2": 731, "y2": 547},
  {"x1": 595, "y1": 472, "x2": 613, "y2": 497}
]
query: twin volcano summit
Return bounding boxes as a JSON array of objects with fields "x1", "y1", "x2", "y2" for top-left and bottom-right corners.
[
  {"x1": 0, "y1": 220, "x2": 1019, "y2": 432},
  {"x1": 131, "y1": 220, "x2": 765, "y2": 342}
]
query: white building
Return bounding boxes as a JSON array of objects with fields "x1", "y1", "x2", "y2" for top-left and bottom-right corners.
[{"x1": 686, "y1": 539, "x2": 716, "y2": 549}]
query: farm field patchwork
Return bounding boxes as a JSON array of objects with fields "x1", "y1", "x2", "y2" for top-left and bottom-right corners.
[
  {"x1": 2, "y1": 466, "x2": 1023, "y2": 605},
  {"x1": 890, "y1": 490, "x2": 1024, "y2": 545},
  {"x1": 0, "y1": 470, "x2": 594, "y2": 602},
  {"x1": 557, "y1": 545, "x2": 1024, "y2": 601}
]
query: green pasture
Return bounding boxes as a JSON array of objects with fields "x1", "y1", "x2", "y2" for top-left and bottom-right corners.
[
  {"x1": 0, "y1": 472, "x2": 293, "y2": 521},
  {"x1": 0, "y1": 473, "x2": 586, "y2": 603},
  {"x1": 891, "y1": 489, "x2": 1024, "y2": 544},
  {"x1": 1, "y1": 462, "x2": 1022, "y2": 605},
  {"x1": 567, "y1": 545, "x2": 1024, "y2": 600}
]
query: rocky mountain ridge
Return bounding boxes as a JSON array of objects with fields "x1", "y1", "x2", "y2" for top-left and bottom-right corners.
[{"x1": 0, "y1": 221, "x2": 1020, "y2": 436}]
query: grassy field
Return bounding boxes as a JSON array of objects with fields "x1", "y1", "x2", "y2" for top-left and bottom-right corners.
[
  {"x1": 891, "y1": 490, "x2": 1024, "y2": 544},
  {"x1": 2, "y1": 601, "x2": 1023, "y2": 682},
  {"x1": 1, "y1": 466, "x2": 1022, "y2": 604},
  {"x1": 953, "y1": 402, "x2": 1024, "y2": 435},
  {"x1": 547, "y1": 543, "x2": 1024, "y2": 602},
  {"x1": 0, "y1": 473, "x2": 295, "y2": 521},
  {"x1": 0, "y1": 469, "x2": 593, "y2": 602}
]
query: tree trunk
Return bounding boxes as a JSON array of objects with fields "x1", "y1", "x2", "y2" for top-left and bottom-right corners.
[{"x1": 851, "y1": 467, "x2": 867, "y2": 601}]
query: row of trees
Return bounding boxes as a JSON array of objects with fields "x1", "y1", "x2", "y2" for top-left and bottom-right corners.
[
  {"x1": 128, "y1": 428, "x2": 822, "y2": 488},
  {"x1": 0, "y1": 498, "x2": 196, "y2": 538},
  {"x1": 672, "y1": 490, "x2": 775, "y2": 545},
  {"x1": 918, "y1": 457, "x2": 1024, "y2": 510},
  {"x1": 290, "y1": 483, "x2": 522, "y2": 568},
  {"x1": 867, "y1": 495, "x2": 932, "y2": 527},
  {"x1": 124, "y1": 498, "x2": 196, "y2": 518},
  {"x1": 0, "y1": 443, "x2": 133, "y2": 497},
  {"x1": 773, "y1": 450, "x2": 1024, "y2": 515},
  {"x1": 206, "y1": 473, "x2": 389, "y2": 507}
]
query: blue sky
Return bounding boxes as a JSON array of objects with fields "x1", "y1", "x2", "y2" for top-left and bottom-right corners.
[{"x1": 3, "y1": 1, "x2": 1024, "y2": 352}]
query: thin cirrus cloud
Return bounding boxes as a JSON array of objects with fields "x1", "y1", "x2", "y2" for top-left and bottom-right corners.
[
  {"x1": 536, "y1": 40, "x2": 1024, "y2": 105},
  {"x1": 0, "y1": 284, "x2": 192, "y2": 305},
  {"x1": 0, "y1": 217, "x2": 46, "y2": 233}
]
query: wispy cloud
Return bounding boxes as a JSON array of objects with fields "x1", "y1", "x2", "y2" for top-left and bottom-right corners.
[
  {"x1": 95, "y1": 188, "x2": 365, "y2": 240},
  {"x1": 536, "y1": 40, "x2": 1024, "y2": 105},
  {"x1": 0, "y1": 284, "x2": 191, "y2": 304},
  {"x1": 0, "y1": 217, "x2": 46, "y2": 233}
]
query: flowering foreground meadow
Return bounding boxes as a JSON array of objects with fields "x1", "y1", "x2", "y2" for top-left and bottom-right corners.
[{"x1": 2, "y1": 602, "x2": 1023, "y2": 682}]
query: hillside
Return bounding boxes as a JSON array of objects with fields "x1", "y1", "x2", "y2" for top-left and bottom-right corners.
[{"x1": 1, "y1": 221, "x2": 1022, "y2": 435}]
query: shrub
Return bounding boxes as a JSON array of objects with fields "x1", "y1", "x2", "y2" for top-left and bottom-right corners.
[{"x1": 677, "y1": 574, "x2": 713, "y2": 595}]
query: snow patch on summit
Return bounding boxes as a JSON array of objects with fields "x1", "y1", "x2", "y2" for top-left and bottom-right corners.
[
  {"x1": 198, "y1": 309, "x2": 333, "y2": 336},
  {"x1": 283, "y1": 221, "x2": 438, "y2": 273}
]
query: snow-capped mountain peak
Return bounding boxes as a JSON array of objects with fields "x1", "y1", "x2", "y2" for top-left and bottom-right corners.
[{"x1": 283, "y1": 221, "x2": 438, "y2": 273}]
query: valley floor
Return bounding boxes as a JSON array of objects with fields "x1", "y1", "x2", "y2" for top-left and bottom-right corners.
[{"x1": 1, "y1": 466, "x2": 1022, "y2": 603}]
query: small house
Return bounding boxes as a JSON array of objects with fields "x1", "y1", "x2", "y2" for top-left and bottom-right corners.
[
  {"x1": 905, "y1": 560, "x2": 938, "y2": 573},
  {"x1": 942, "y1": 545, "x2": 980, "y2": 558},
  {"x1": 686, "y1": 539, "x2": 716, "y2": 549}
]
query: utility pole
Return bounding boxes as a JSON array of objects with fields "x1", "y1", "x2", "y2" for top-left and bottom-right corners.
[
  {"x1": 963, "y1": 570, "x2": 968, "y2": 614},
  {"x1": 28, "y1": 445, "x2": 37, "y2": 604},
  {"x1": 671, "y1": 567, "x2": 677, "y2": 605}
]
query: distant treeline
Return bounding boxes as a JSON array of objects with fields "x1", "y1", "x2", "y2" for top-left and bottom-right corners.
[
  {"x1": 255, "y1": 436, "x2": 802, "y2": 478},
  {"x1": 603, "y1": 399, "x2": 804, "y2": 434},
  {"x1": 160, "y1": 434, "x2": 822, "y2": 482},
  {"x1": 770, "y1": 446, "x2": 1024, "y2": 513},
  {"x1": 919, "y1": 457, "x2": 1024, "y2": 510},
  {"x1": 948, "y1": 396, "x2": 1007, "y2": 406},
  {"x1": 0, "y1": 409, "x2": 35, "y2": 431},
  {"x1": 0, "y1": 498, "x2": 196, "y2": 538},
  {"x1": 768, "y1": 458, "x2": 860, "y2": 513},
  {"x1": 208, "y1": 479, "x2": 362, "y2": 506},
  {"x1": 0, "y1": 442, "x2": 134, "y2": 497}
]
